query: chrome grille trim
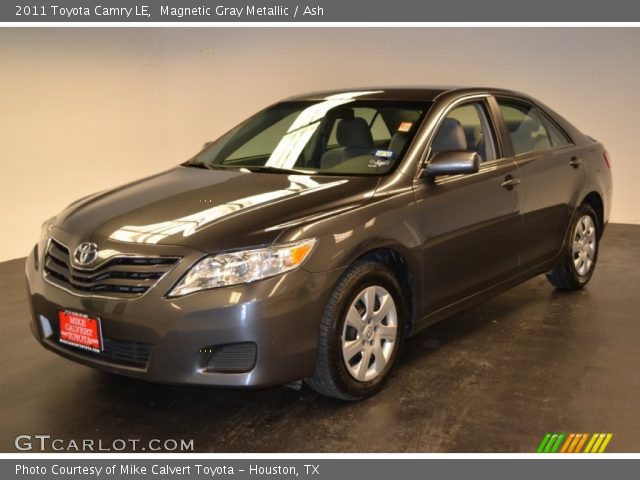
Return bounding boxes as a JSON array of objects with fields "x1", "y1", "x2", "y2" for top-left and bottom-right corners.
[{"x1": 43, "y1": 237, "x2": 181, "y2": 299}]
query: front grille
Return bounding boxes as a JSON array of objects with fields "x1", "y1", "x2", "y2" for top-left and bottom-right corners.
[
  {"x1": 43, "y1": 238, "x2": 179, "y2": 298},
  {"x1": 49, "y1": 320, "x2": 153, "y2": 369}
]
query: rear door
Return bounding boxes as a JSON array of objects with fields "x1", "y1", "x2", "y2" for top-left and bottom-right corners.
[
  {"x1": 494, "y1": 97, "x2": 586, "y2": 271},
  {"x1": 413, "y1": 97, "x2": 521, "y2": 314}
]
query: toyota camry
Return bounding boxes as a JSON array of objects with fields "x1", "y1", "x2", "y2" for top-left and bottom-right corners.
[{"x1": 26, "y1": 87, "x2": 612, "y2": 399}]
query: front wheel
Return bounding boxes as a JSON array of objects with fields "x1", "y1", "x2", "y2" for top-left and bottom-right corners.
[
  {"x1": 546, "y1": 204, "x2": 599, "y2": 290},
  {"x1": 306, "y1": 260, "x2": 405, "y2": 400}
]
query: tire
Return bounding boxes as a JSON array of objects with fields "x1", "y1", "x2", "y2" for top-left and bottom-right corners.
[
  {"x1": 306, "y1": 260, "x2": 406, "y2": 400},
  {"x1": 546, "y1": 203, "x2": 600, "y2": 290}
]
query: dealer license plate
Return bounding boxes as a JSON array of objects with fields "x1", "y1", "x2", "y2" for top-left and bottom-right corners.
[{"x1": 58, "y1": 310, "x2": 103, "y2": 353}]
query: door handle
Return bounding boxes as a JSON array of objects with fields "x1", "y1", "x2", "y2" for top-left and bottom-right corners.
[
  {"x1": 501, "y1": 175, "x2": 521, "y2": 191},
  {"x1": 569, "y1": 156, "x2": 582, "y2": 168}
]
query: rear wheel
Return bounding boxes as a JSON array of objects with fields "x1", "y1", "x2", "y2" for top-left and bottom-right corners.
[
  {"x1": 306, "y1": 260, "x2": 405, "y2": 400},
  {"x1": 546, "y1": 204, "x2": 599, "y2": 290}
]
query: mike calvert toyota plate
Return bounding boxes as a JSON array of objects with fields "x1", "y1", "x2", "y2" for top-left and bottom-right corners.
[{"x1": 25, "y1": 87, "x2": 612, "y2": 400}]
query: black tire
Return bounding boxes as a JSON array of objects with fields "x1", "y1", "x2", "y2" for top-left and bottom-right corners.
[
  {"x1": 306, "y1": 259, "x2": 406, "y2": 401},
  {"x1": 546, "y1": 203, "x2": 600, "y2": 290}
]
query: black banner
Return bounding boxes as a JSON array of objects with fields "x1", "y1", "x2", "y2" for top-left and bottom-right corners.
[
  {"x1": 5, "y1": 459, "x2": 640, "y2": 480},
  {"x1": 3, "y1": 0, "x2": 640, "y2": 22}
]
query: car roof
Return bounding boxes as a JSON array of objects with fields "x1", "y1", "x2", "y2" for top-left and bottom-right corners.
[{"x1": 282, "y1": 86, "x2": 524, "y2": 103}]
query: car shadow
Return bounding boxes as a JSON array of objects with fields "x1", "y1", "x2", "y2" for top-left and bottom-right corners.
[
  {"x1": 9, "y1": 276, "x2": 567, "y2": 452},
  {"x1": 96, "y1": 276, "x2": 545, "y2": 406}
]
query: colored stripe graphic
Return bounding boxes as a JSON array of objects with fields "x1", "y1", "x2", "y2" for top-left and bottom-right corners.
[
  {"x1": 574, "y1": 433, "x2": 589, "y2": 452},
  {"x1": 537, "y1": 433, "x2": 613, "y2": 453},
  {"x1": 559, "y1": 433, "x2": 575, "y2": 453},
  {"x1": 584, "y1": 433, "x2": 599, "y2": 453},
  {"x1": 544, "y1": 434, "x2": 558, "y2": 453},
  {"x1": 537, "y1": 434, "x2": 551, "y2": 453},
  {"x1": 550, "y1": 434, "x2": 565, "y2": 453},
  {"x1": 598, "y1": 433, "x2": 613, "y2": 453}
]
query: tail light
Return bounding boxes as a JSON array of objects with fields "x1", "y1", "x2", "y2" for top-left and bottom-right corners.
[{"x1": 603, "y1": 151, "x2": 611, "y2": 169}]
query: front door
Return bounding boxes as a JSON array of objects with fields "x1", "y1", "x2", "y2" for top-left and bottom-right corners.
[{"x1": 413, "y1": 99, "x2": 521, "y2": 314}]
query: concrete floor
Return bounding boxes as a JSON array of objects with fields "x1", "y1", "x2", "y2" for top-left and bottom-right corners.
[{"x1": 1, "y1": 224, "x2": 639, "y2": 453}]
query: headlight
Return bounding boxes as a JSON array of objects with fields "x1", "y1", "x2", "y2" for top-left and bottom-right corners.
[{"x1": 167, "y1": 238, "x2": 317, "y2": 297}]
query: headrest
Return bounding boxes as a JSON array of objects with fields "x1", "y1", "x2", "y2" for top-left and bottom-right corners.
[
  {"x1": 432, "y1": 118, "x2": 467, "y2": 153},
  {"x1": 513, "y1": 118, "x2": 537, "y2": 135},
  {"x1": 337, "y1": 118, "x2": 374, "y2": 149},
  {"x1": 389, "y1": 132, "x2": 409, "y2": 155}
]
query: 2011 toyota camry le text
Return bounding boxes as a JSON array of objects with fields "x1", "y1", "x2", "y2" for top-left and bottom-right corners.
[{"x1": 26, "y1": 87, "x2": 612, "y2": 400}]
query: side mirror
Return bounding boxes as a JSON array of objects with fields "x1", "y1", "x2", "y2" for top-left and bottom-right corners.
[{"x1": 424, "y1": 150, "x2": 480, "y2": 177}]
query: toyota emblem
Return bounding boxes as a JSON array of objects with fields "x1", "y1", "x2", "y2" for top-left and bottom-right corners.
[{"x1": 73, "y1": 242, "x2": 99, "y2": 266}]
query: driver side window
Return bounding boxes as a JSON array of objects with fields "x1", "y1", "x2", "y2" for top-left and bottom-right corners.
[{"x1": 431, "y1": 101, "x2": 497, "y2": 162}]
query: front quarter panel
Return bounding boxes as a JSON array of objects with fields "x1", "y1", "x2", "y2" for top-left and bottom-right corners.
[{"x1": 282, "y1": 174, "x2": 423, "y2": 309}]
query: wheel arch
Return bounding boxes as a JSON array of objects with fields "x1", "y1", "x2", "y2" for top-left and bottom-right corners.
[
  {"x1": 351, "y1": 247, "x2": 417, "y2": 336},
  {"x1": 581, "y1": 191, "x2": 605, "y2": 238}
]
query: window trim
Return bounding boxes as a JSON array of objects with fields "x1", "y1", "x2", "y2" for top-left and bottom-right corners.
[
  {"x1": 419, "y1": 95, "x2": 505, "y2": 171},
  {"x1": 494, "y1": 95, "x2": 575, "y2": 159},
  {"x1": 539, "y1": 109, "x2": 574, "y2": 148}
]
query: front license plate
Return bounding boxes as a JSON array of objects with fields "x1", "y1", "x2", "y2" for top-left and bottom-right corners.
[{"x1": 58, "y1": 310, "x2": 103, "y2": 353}]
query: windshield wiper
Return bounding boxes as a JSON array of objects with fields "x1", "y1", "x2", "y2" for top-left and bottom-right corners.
[
  {"x1": 182, "y1": 161, "x2": 229, "y2": 170},
  {"x1": 240, "y1": 165, "x2": 317, "y2": 175},
  {"x1": 183, "y1": 161, "x2": 316, "y2": 174},
  {"x1": 182, "y1": 161, "x2": 211, "y2": 169}
]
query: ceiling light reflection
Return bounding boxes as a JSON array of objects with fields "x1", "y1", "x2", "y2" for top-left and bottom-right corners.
[
  {"x1": 109, "y1": 178, "x2": 346, "y2": 244},
  {"x1": 266, "y1": 91, "x2": 382, "y2": 169}
]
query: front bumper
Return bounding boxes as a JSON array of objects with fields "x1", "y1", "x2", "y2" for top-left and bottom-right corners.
[{"x1": 25, "y1": 244, "x2": 344, "y2": 388}]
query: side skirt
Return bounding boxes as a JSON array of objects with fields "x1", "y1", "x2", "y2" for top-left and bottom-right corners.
[{"x1": 410, "y1": 253, "x2": 562, "y2": 336}]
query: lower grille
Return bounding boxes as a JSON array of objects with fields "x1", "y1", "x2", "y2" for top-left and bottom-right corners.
[
  {"x1": 43, "y1": 238, "x2": 179, "y2": 298},
  {"x1": 49, "y1": 320, "x2": 152, "y2": 369}
]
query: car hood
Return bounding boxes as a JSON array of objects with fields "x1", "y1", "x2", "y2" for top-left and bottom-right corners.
[{"x1": 54, "y1": 166, "x2": 379, "y2": 252}]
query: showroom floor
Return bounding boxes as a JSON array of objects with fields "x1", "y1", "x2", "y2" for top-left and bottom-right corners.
[{"x1": 1, "y1": 224, "x2": 639, "y2": 453}]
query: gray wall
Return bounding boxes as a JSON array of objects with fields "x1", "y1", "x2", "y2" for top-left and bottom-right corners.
[{"x1": 1, "y1": 28, "x2": 638, "y2": 261}]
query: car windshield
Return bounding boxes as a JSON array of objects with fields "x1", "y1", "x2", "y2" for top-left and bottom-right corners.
[{"x1": 187, "y1": 94, "x2": 429, "y2": 176}]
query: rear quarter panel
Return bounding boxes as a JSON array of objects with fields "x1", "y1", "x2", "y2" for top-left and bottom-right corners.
[{"x1": 580, "y1": 140, "x2": 613, "y2": 227}]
